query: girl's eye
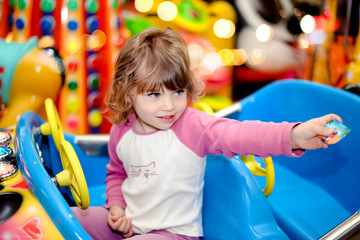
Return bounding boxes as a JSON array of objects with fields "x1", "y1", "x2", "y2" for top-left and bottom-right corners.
[
  {"x1": 148, "y1": 92, "x2": 160, "y2": 98},
  {"x1": 174, "y1": 89, "x2": 185, "y2": 96}
]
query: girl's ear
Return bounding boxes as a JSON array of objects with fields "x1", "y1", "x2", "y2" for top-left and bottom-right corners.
[
  {"x1": 187, "y1": 94, "x2": 193, "y2": 103},
  {"x1": 128, "y1": 87, "x2": 137, "y2": 100}
]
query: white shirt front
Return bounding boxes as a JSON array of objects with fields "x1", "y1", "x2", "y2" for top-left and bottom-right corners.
[{"x1": 118, "y1": 129, "x2": 206, "y2": 236}]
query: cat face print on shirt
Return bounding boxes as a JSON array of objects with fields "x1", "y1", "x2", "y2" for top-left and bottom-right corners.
[{"x1": 129, "y1": 162, "x2": 158, "y2": 185}]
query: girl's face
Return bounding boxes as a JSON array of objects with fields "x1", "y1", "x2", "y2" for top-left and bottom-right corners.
[{"x1": 132, "y1": 87, "x2": 188, "y2": 133}]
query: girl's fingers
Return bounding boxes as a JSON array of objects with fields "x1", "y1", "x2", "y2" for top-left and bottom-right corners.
[
  {"x1": 108, "y1": 219, "x2": 120, "y2": 230},
  {"x1": 107, "y1": 214, "x2": 114, "y2": 228},
  {"x1": 321, "y1": 114, "x2": 342, "y2": 124},
  {"x1": 118, "y1": 218, "x2": 127, "y2": 232},
  {"x1": 317, "y1": 126, "x2": 334, "y2": 137},
  {"x1": 117, "y1": 217, "x2": 132, "y2": 232},
  {"x1": 125, "y1": 218, "x2": 132, "y2": 232},
  {"x1": 123, "y1": 228, "x2": 133, "y2": 238},
  {"x1": 121, "y1": 218, "x2": 133, "y2": 238},
  {"x1": 316, "y1": 137, "x2": 329, "y2": 149}
]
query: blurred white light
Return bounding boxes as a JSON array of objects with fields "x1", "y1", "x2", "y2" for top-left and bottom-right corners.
[
  {"x1": 308, "y1": 30, "x2": 326, "y2": 44},
  {"x1": 200, "y1": 52, "x2": 222, "y2": 75},
  {"x1": 135, "y1": 0, "x2": 153, "y2": 13},
  {"x1": 214, "y1": 19, "x2": 235, "y2": 38},
  {"x1": 158, "y1": 1, "x2": 177, "y2": 21},
  {"x1": 225, "y1": 20, "x2": 236, "y2": 38},
  {"x1": 300, "y1": 14, "x2": 316, "y2": 34},
  {"x1": 61, "y1": 7, "x2": 68, "y2": 25},
  {"x1": 256, "y1": 24, "x2": 273, "y2": 42},
  {"x1": 188, "y1": 43, "x2": 204, "y2": 63},
  {"x1": 248, "y1": 49, "x2": 266, "y2": 66}
]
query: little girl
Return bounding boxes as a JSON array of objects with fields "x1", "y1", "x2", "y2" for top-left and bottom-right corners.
[{"x1": 72, "y1": 27, "x2": 342, "y2": 239}]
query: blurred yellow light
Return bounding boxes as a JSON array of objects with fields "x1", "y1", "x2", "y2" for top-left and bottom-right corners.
[
  {"x1": 298, "y1": 34, "x2": 310, "y2": 49},
  {"x1": 66, "y1": 95, "x2": 80, "y2": 113},
  {"x1": 157, "y1": 1, "x2": 177, "y2": 21},
  {"x1": 88, "y1": 109, "x2": 103, "y2": 127},
  {"x1": 87, "y1": 30, "x2": 106, "y2": 51},
  {"x1": 232, "y1": 49, "x2": 247, "y2": 66},
  {"x1": 5, "y1": 33, "x2": 13, "y2": 43},
  {"x1": 88, "y1": 37, "x2": 100, "y2": 50},
  {"x1": 66, "y1": 37, "x2": 81, "y2": 54},
  {"x1": 256, "y1": 24, "x2": 273, "y2": 42},
  {"x1": 300, "y1": 14, "x2": 315, "y2": 34},
  {"x1": 218, "y1": 49, "x2": 233, "y2": 66},
  {"x1": 39, "y1": 35, "x2": 55, "y2": 48},
  {"x1": 135, "y1": 0, "x2": 153, "y2": 13}
]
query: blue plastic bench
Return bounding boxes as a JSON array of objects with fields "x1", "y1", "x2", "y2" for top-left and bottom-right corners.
[{"x1": 223, "y1": 79, "x2": 360, "y2": 239}]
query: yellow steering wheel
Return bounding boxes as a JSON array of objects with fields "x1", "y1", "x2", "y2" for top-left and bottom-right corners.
[
  {"x1": 56, "y1": 141, "x2": 90, "y2": 209},
  {"x1": 40, "y1": 98, "x2": 64, "y2": 151},
  {"x1": 240, "y1": 155, "x2": 275, "y2": 197},
  {"x1": 40, "y1": 98, "x2": 89, "y2": 209}
]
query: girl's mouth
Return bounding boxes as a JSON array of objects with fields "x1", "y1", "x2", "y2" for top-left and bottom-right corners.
[{"x1": 158, "y1": 115, "x2": 175, "y2": 122}]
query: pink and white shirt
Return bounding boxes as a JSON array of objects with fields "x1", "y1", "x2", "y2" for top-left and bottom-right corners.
[{"x1": 104, "y1": 107, "x2": 302, "y2": 236}]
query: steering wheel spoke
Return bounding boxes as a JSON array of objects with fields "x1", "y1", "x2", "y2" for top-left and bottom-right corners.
[{"x1": 70, "y1": 183, "x2": 82, "y2": 202}]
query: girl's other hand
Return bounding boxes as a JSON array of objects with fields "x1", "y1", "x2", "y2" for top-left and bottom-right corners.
[{"x1": 107, "y1": 205, "x2": 134, "y2": 238}]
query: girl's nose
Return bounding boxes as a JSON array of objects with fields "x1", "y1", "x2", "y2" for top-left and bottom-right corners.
[{"x1": 162, "y1": 96, "x2": 175, "y2": 111}]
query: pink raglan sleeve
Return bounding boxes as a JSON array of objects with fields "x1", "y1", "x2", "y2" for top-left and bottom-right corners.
[
  {"x1": 103, "y1": 125, "x2": 127, "y2": 209},
  {"x1": 174, "y1": 108, "x2": 304, "y2": 158}
]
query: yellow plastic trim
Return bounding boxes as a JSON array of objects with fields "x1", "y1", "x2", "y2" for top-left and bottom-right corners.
[{"x1": 191, "y1": 101, "x2": 214, "y2": 115}]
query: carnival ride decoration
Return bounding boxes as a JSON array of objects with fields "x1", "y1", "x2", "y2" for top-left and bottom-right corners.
[
  {"x1": 303, "y1": 0, "x2": 360, "y2": 91},
  {"x1": 0, "y1": 0, "x2": 127, "y2": 134},
  {"x1": 0, "y1": 37, "x2": 64, "y2": 128},
  {"x1": 235, "y1": 0, "x2": 305, "y2": 76}
]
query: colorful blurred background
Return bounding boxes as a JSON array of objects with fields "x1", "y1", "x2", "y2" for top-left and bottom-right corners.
[{"x1": 1, "y1": 0, "x2": 359, "y2": 134}]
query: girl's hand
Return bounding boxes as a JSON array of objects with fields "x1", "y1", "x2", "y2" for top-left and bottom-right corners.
[
  {"x1": 291, "y1": 114, "x2": 342, "y2": 150},
  {"x1": 107, "y1": 205, "x2": 133, "y2": 238}
]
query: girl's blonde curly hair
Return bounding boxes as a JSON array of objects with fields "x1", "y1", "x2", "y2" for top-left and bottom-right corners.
[{"x1": 105, "y1": 27, "x2": 204, "y2": 124}]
